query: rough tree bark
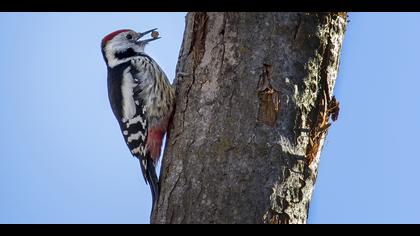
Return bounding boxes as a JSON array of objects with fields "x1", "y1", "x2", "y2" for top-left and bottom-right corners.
[{"x1": 152, "y1": 12, "x2": 347, "y2": 224}]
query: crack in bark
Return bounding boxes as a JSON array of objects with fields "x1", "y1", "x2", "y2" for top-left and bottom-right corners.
[
  {"x1": 181, "y1": 75, "x2": 195, "y2": 130},
  {"x1": 219, "y1": 14, "x2": 227, "y2": 76},
  {"x1": 176, "y1": 138, "x2": 197, "y2": 223},
  {"x1": 167, "y1": 173, "x2": 181, "y2": 208},
  {"x1": 181, "y1": 12, "x2": 208, "y2": 131},
  {"x1": 167, "y1": 173, "x2": 181, "y2": 223},
  {"x1": 293, "y1": 14, "x2": 302, "y2": 41}
]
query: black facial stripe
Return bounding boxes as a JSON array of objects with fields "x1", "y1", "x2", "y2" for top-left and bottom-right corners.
[
  {"x1": 115, "y1": 48, "x2": 137, "y2": 60},
  {"x1": 114, "y1": 49, "x2": 154, "y2": 63}
]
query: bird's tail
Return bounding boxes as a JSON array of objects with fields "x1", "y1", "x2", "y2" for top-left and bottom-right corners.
[{"x1": 138, "y1": 153, "x2": 159, "y2": 215}]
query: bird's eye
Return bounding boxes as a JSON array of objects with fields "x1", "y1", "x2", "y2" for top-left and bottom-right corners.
[{"x1": 126, "y1": 34, "x2": 133, "y2": 40}]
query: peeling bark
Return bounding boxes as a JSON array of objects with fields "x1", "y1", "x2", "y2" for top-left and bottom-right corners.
[{"x1": 152, "y1": 12, "x2": 347, "y2": 224}]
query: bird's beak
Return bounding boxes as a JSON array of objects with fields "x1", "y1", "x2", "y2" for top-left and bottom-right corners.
[{"x1": 136, "y1": 28, "x2": 161, "y2": 44}]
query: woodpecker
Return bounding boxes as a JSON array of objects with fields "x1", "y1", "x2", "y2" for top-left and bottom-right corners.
[{"x1": 101, "y1": 29, "x2": 175, "y2": 212}]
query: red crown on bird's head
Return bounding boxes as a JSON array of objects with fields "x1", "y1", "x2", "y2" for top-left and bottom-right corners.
[{"x1": 101, "y1": 29, "x2": 131, "y2": 48}]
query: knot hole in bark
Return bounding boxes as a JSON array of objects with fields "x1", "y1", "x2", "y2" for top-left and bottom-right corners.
[
  {"x1": 190, "y1": 12, "x2": 209, "y2": 70},
  {"x1": 257, "y1": 64, "x2": 280, "y2": 127}
]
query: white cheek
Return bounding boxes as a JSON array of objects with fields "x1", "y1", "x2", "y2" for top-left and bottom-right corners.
[
  {"x1": 133, "y1": 44, "x2": 145, "y2": 53},
  {"x1": 105, "y1": 40, "x2": 144, "y2": 68}
]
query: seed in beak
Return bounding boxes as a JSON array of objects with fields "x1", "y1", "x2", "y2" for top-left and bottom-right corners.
[{"x1": 151, "y1": 31, "x2": 159, "y2": 39}]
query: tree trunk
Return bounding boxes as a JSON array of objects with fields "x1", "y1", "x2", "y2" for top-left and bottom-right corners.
[{"x1": 152, "y1": 12, "x2": 347, "y2": 224}]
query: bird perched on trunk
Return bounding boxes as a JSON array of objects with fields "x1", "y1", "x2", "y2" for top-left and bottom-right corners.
[{"x1": 100, "y1": 28, "x2": 175, "y2": 213}]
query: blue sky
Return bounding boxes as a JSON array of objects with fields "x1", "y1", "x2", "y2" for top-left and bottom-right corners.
[{"x1": 0, "y1": 13, "x2": 419, "y2": 224}]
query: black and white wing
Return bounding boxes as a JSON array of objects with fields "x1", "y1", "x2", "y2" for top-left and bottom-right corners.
[{"x1": 107, "y1": 58, "x2": 159, "y2": 208}]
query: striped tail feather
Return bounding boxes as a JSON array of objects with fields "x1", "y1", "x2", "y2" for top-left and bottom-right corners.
[{"x1": 138, "y1": 152, "x2": 159, "y2": 216}]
